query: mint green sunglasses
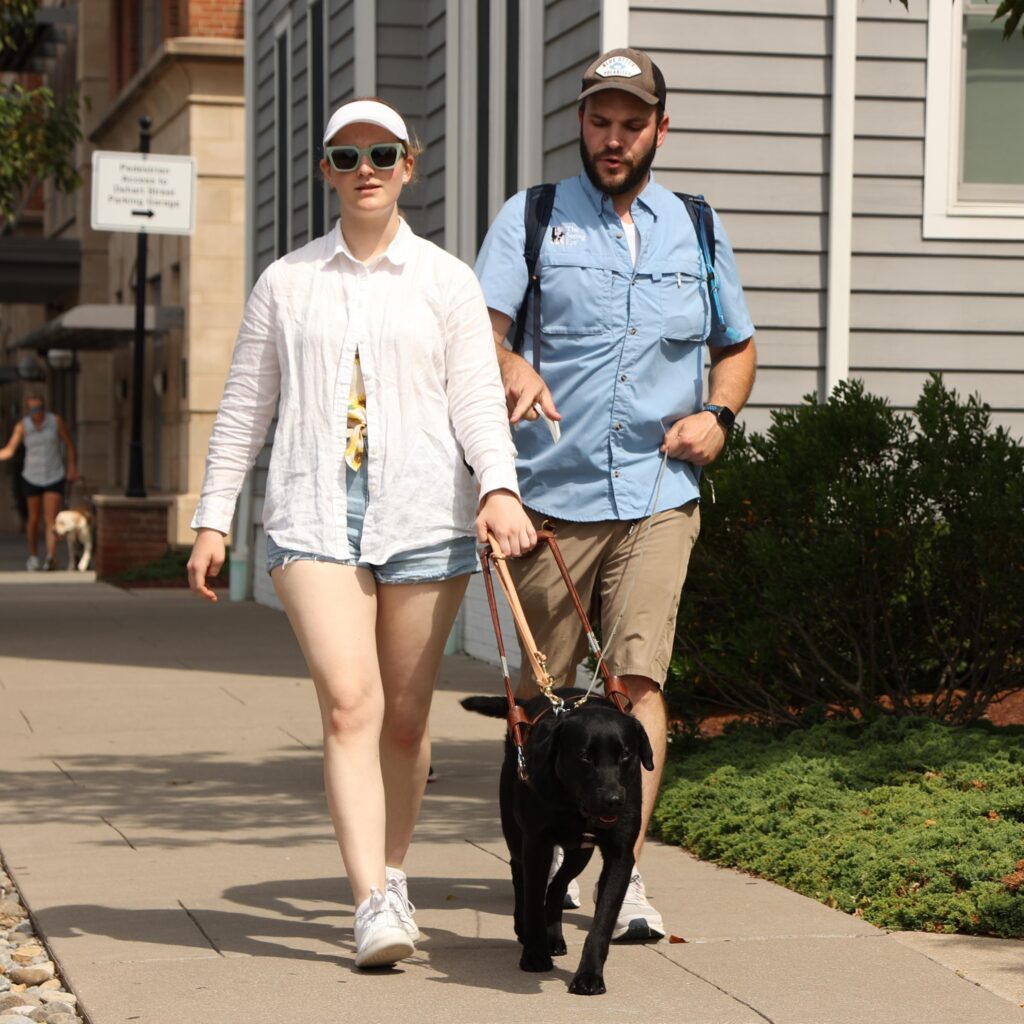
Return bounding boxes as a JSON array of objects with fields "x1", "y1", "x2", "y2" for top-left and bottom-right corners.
[{"x1": 324, "y1": 142, "x2": 406, "y2": 173}]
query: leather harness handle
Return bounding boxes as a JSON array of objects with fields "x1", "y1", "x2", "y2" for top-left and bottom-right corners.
[{"x1": 486, "y1": 532, "x2": 555, "y2": 693}]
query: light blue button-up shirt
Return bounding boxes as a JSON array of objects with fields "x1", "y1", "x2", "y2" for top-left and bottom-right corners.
[{"x1": 475, "y1": 172, "x2": 755, "y2": 522}]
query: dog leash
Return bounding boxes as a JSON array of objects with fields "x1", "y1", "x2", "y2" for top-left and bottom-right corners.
[{"x1": 482, "y1": 530, "x2": 633, "y2": 782}]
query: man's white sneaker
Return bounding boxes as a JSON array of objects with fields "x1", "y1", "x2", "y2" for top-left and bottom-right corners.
[
  {"x1": 25, "y1": 555, "x2": 41, "y2": 572},
  {"x1": 548, "y1": 845, "x2": 582, "y2": 910},
  {"x1": 385, "y1": 866, "x2": 421, "y2": 941},
  {"x1": 353, "y1": 887, "x2": 414, "y2": 968},
  {"x1": 604, "y1": 868, "x2": 665, "y2": 942}
]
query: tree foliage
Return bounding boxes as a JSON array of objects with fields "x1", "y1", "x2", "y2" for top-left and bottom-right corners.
[
  {"x1": 0, "y1": 1, "x2": 83, "y2": 227},
  {"x1": 0, "y1": 0, "x2": 34, "y2": 51},
  {"x1": 0, "y1": 83, "x2": 82, "y2": 224}
]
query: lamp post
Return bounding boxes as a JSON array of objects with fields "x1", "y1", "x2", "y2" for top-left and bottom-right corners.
[{"x1": 125, "y1": 115, "x2": 151, "y2": 498}]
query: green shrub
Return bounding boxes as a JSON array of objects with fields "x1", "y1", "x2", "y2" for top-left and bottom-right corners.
[
  {"x1": 653, "y1": 718, "x2": 1024, "y2": 936},
  {"x1": 109, "y1": 547, "x2": 219, "y2": 584},
  {"x1": 668, "y1": 375, "x2": 1024, "y2": 725}
]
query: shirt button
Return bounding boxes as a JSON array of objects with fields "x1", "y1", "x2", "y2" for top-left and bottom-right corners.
[
  {"x1": 620, "y1": 374, "x2": 628, "y2": 382},
  {"x1": 613, "y1": 470, "x2": 621, "y2": 478},
  {"x1": 629, "y1": 327, "x2": 637, "y2": 335},
  {"x1": 616, "y1": 232, "x2": 623, "y2": 239},
  {"x1": 613, "y1": 422, "x2": 622, "y2": 430}
]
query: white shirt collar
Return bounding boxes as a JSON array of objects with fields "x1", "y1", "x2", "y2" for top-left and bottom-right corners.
[{"x1": 329, "y1": 217, "x2": 413, "y2": 268}]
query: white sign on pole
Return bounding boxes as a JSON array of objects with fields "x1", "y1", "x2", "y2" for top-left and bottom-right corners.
[{"x1": 91, "y1": 151, "x2": 197, "y2": 236}]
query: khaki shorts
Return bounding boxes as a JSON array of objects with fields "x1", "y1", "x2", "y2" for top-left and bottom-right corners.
[{"x1": 507, "y1": 503, "x2": 700, "y2": 690}]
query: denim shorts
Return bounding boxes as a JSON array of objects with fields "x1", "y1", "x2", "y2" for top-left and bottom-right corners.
[{"x1": 265, "y1": 459, "x2": 479, "y2": 583}]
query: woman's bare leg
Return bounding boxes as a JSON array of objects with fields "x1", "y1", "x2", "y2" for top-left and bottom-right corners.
[
  {"x1": 272, "y1": 561, "x2": 385, "y2": 906},
  {"x1": 375, "y1": 575, "x2": 469, "y2": 868},
  {"x1": 42, "y1": 490, "x2": 62, "y2": 561},
  {"x1": 24, "y1": 494, "x2": 41, "y2": 559}
]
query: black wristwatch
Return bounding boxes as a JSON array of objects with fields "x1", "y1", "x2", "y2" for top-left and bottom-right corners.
[{"x1": 703, "y1": 403, "x2": 736, "y2": 430}]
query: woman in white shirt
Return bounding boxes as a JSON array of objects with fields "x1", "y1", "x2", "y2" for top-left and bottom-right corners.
[{"x1": 187, "y1": 99, "x2": 535, "y2": 969}]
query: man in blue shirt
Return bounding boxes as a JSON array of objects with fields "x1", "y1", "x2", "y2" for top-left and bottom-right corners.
[{"x1": 476, "y1": 48, "x2": 757, "y2": 942}]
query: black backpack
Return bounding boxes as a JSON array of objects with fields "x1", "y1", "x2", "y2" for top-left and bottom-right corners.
[{"x1": 510, "y1": 184, "x2": 724, "y2": 371}]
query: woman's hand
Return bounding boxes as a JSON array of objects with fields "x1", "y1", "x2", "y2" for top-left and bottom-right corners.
[
  {"x1": 187, "y1": 528, "x2": 227, "y2": 602},
  {"x1": 476, "y1": 489, "x2": 537, "y2": 557}
]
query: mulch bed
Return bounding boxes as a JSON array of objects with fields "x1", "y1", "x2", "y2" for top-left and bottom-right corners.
[{"x1": 687, "y1": 689, "x2": 1024, "y2": 737}]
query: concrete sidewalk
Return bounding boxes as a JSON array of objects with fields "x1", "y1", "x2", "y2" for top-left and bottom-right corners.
[{"x1": 0, "y1": 570, "x2": 1022, "y2": 1024}]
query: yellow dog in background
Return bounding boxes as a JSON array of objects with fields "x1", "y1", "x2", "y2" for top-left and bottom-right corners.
[{"x1": 53, "y1": 509, "x2": 93, "y2": 571}]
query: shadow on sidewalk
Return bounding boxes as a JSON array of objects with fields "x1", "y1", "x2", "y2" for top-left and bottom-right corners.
[
  {"x1": 3, "y1": 739, "x2": 506, "y2": 848},
  {"x1": 34, "y1": 875, "x2": 580, "y2": 993}
]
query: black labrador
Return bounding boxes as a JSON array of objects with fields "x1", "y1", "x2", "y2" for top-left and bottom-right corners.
[{"x1": 461, "y1": 687, "x2": 654, "y2": 995}]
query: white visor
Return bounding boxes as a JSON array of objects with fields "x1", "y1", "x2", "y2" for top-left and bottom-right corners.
[{"x1": 322, "y1": 100, "x2": 409, "y2": 148}]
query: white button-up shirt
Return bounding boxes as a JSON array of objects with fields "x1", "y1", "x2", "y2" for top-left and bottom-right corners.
[{"x1": 192, "y1": 219, "x2": 519, "y2": 563}]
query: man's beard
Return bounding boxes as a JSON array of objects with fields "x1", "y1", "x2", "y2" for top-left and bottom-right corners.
[{"x1": 579, "y1": 133, "x2": 658, "y2": 197}]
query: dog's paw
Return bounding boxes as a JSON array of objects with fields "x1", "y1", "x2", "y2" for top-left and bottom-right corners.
[
  {"x1": 548, "y1": 935, "x2": 567, "y2": 956},
  {"x1": 519, "y1": 949, "x2": 554, "y2": 973},
  {"x1": 568, "y1": 970, "x2": 606, "y2": 996}
]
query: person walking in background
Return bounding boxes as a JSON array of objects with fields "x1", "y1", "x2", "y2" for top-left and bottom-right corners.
[
  {"x1": 0, "y1": 394, "x2": 78, "y2": 571},
  {"x1": 187, "y1": 98, "x2": 535, "y2": 970},
  {"x1": 475, "y1": 48, "x2": 757, "y2": 942}
]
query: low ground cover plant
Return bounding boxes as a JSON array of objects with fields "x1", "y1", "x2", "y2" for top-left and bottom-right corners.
[{"x1": 653, "y1": 717, "x2": 1024, "y2": 936}]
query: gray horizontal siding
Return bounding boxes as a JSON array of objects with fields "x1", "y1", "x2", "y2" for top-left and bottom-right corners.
[
  {"x1": 543, "y1": 0, "x2": 600, "y2": 181},
  {"x1": 327, "y1": 1, "x2": 357, "y2": 107},
  {"x1": 376, "y1": 0, "x2": 436, "y2": 239},
  {"x1": 421, "y1": 0, "x2": 447, "y2": 245},
  {"x1": 633, "y1": 0, "x2": 1023, "y2": 430}
]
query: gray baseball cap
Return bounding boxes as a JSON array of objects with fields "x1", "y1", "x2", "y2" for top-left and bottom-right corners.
[{"x1": 578, "y1": 48, "x2": 666, "y2": 107}]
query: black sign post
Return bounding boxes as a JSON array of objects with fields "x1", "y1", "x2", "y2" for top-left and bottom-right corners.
[{"x1": 125, "y1": 115, "x2": 152, "y2": 499}]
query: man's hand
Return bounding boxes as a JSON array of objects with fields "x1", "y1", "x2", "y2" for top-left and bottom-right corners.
[
  {"x1": 661, "y1": 411, "x2": 727, "y2": 465},
  {"x1": 497, "y1": 349, "x2": 561, "y2": 425},
  {"x1": 489, "y1": 309, "x2": 561, "y2": 425}
]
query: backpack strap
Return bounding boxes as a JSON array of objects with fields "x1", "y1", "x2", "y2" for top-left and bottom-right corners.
[
  {"x1": 511, "y1": 183, "x2": 556, "y2": 371},
  {"x1": 676, "y1": 191, "x2": 725, "y2": 334}
]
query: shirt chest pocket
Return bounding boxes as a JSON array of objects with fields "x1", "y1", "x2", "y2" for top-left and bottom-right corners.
[
  {"x1": 538, "y1": 252, "x2": 613, "y2": 336},
  {"x1": 653, "y1": 258, "x2": 708, "y2": 343}
]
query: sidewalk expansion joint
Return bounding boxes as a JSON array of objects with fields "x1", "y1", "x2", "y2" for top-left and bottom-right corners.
[
  {"x1": 51, "y1": 760, "x2": 81, "y2": 786},
  {"x1": 19, "y1": 708, "x2": 34, "y2": 734},
  {"x1": 464, "y1": 839, "x2": 510, "y2": 865},
  {"x1": 99, "y1": 816, "x2": 137, "y2": 850},
  {"x1": 651, "y1": 946, "x2": 777, "y2": 1024},
  {"x1": 279, "y1": 727, "x2": 314, "y2": 750},
  {"x1": 220, "y1": 685, "x2": 246, "y2": 706},
  {"x1": 178, "y1": 899, "x2": 225, "y2": 956}
]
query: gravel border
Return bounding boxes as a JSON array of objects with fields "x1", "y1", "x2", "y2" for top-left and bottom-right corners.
[{"x1": 0, "y1": 862, "x2": 85, "y2": 1024}]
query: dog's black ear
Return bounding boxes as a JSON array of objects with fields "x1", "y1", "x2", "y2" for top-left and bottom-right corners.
[
  {"x1": 459, "y1": 696, "x2": 509, "y2": 718},
  {"x1": 635, "y1": 718, "x2": 655, "y2": 772}
]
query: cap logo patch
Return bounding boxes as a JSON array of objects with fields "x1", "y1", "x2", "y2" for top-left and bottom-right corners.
[{"x1": 596, "y1": 56, "x2": 642, "y2": 79}]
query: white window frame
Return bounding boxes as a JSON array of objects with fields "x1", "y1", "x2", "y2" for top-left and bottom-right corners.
[{"x1": 923, "y1": 0, "x2": 1024, "y2": 239}]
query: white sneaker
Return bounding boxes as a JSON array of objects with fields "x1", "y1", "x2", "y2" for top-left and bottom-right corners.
[
  {"x1": 25, "y1": 555, "x2": 41, "y2": 572},
  {"x1": 603, "y1": 867, "x2": 665, "y2": 942},
  {"x1": 549, "y1": 846, "x2": 582, "y2": 909},
  {"x1": 353, "y1": 887, "x2": 414, "y2": 968},
  {"x1": 385, "y1": 866, "x2": 421, "y2": 941}
]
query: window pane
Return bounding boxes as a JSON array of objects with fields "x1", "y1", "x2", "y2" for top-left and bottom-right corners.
[{"x1": 962, "y1": 14, "x2": 1024, "y2": 187}]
